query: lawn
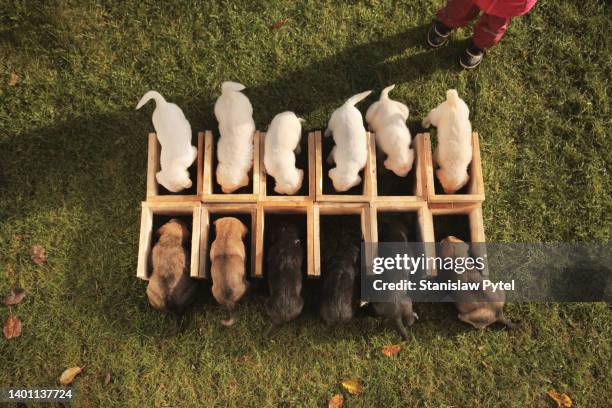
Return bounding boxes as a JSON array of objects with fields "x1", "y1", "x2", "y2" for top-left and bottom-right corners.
[{"x1": 0, "y1": 0, "x2": 610, "y2": 406}]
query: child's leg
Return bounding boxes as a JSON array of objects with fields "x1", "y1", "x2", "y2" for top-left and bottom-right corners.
[
  {"x1": 472, "y1": 13, "x2": 511, "y2": 49},
  {"x1": 436, "y1": 0, "x2": 481, "y2": 29}
]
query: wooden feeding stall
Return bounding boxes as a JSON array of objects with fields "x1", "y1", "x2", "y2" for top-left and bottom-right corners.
[
  {"x1": 372, "y1": 133, "x2": 426, "y2": 203},
  {"x1": 422, "y1": 132, "x2": 485, "y2": 203},
  {"x1": 202, "y1": 130, "x2": 260, "y2": 202},
  {"x1": 146, "y1": 132, "x2": 203, "y2": 202},
  {"x1": 254, "y1": 202, "x2": 315, "y2": 278},
  {"x1": 198, "y1": 203, "x2": 258, "y2": 279},
  {"x1": 137, "y1": 201, "x2": 201, "y2": 280},
  {"x1": 259, "y1": 131, "x2": 316, "y2": 202},
  {"x1": 315, "y1": 131, "x2": 377, "y2": 202}
]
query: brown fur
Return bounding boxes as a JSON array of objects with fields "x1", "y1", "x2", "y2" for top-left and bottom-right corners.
[
  {"x1": 210, "y1": 217, "x2": 249, "y2": 326},
  {"x1": 146, "y1": 219, "x2": 196, "y2": 314},
  {"x1": 440, "y1": 236, "x2": 516, "y2": 329}
]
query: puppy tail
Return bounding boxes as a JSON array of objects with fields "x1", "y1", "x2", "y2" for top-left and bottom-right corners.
[
  {"x1": 221, "y1": 81, "x2": 246, "y2": 93},
  {"x1": 136, "y1": 90, "x2": 166, "y2": 110},
  {"x1": 380, "y1": 84, "x2": 395, "y2": 100},
  {"x1": 446, "y1": 89, "x2": 460, "y2": 106},
  {"x1": 346, "y1": 90, "x2": 372, "y2": 107}
]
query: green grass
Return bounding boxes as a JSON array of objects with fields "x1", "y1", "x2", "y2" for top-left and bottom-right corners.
[{"x1": 1, "y1": 0, "x2": 610, "y2": 406}]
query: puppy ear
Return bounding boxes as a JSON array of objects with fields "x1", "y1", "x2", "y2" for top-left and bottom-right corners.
[{"x1": 240, "y1": 221, "x2": 249, "y2": 238}]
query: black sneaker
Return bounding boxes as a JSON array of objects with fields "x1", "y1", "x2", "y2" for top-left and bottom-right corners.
[
  {"x1": 427, "y1": 20, "x2": 452, "y2": 48},
  {"x1": 460, "y1": 42, "x2": 485, "y2": 69}
]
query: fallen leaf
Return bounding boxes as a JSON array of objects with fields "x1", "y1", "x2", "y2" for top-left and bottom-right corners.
[
  {"x1": 3, "y1": 313, "x2": 22, "y2": 339},
  {"x1": 547, "y1": 390, "x2": 572, "y2": 407},
  {"x1": 9, "y1": 73, "x2": 18, "y2": 86},
  {"x1": 270, "y1": 19, "x2": 288, "y2": 30},
  {"x1": 481, "y1": 361, "x2": 490, "y2": 369},
  {"x1": 104, "y1": 372, "x2": 111, "y2": 385},
  {"x1": 30, "y1": 245, "x2": 46, "y2": 265},
  {"x1": 381, "y1": 344, "x2": 401, "y2": 357},
  {"x1": 328, "y1": 393, "x2": 344, "y2": 408},
  {"x1": 3, "y1": 288, "x2": 26, "y2": 306},
  {"x1": 341, "y1": 379, "x2": 363, "y2": 395},
  {"x1": 59, "y1": 366, "x2": 83, "y2": 385}
]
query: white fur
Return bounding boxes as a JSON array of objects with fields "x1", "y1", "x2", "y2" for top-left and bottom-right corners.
[
  {"x1": 136, "y1": 91, "x2": 197, "y2": 192},
  {"x1": 264, "y1": 112, "x2": 304, "y2": 195},
  {"x1": 365, "y1": 84, "x2": 414, "y2": 177},
  {"x1": 422, "y1": 89, "x2": 472, "y2": 193},
  {"x1": 325, "y1": 90, "x2": 372, "y2": 192},
  {"x1": 214, "y1": 81, "x2": 255, "y2": 193}
]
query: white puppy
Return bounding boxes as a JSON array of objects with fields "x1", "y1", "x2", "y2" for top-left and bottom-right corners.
[
  {"x1": 325, "y1": 90, "x2": 372, "y2": 192},
  {"x1": 264, "y1": 112, "x2": 305, "y2": 195},
  {"x1": 365, "y1": 84, "x2": 414, "y2": 177},
  {"x1": 422, "y1": 89, "x2": 472, "y2": 193},
  {"x1": 214, "y1": 81, "x2": 256, "y2": 193},
  {"x1": 136, "y1": 91, "x2": 197, "y2": 192}
]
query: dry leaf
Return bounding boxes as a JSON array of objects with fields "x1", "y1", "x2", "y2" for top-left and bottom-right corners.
[
  {"x1": 104, "y1": 372, "x2": 111, "y2": 385},
  {"x1": 3, "y1": 288, "x2": 26, "y2": 306},
  {"x1": 30, "y1": 245, "x2": 46, "y2": 265},
  {"x1": 481, "y1": 361, "x2": 490, "y2": 369},
  {"x1": 341, "y1": 379, "x2": 363, "y2": 395},
  {"x1": 382, "y1": 344, "x2": 401, "y2": 357},
  {"x1": 3, "y1": 313, "x2": 22, "y2": 339},
  {"x1": 9, "y1": 73, "x2": 18, "y2": 86},
  {"x1": 328, "y1": 393, "x2": 344, "y2": 408},
  {"x1": 59, "y1": 366, "x2": 83, "y2": 385},
  {"x1": 547, "y1": 390, "x2": 571, "y2": 407},
  {"x1": 270, "y1": 19, "x2": 288, "y2": 30}
]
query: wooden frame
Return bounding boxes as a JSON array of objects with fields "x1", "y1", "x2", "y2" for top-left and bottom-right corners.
[
  {"x1": 137, "y1": 201, "x2": 201, "y2": 280},
  {"x1": 315, "y1": 131, "x2": 376, "y2": 202},
  {"x1": 202, "y1": 130, "x2": 260, "y2": 202},
  {"x1": 259, "y1": 131, "x2": 316, "y2": 202},
  {"x1": 372, "y1": 133, "x2": 426, "y2": 203},
  {"x1": 253, "y1": 203, "x2": 315, "y2": 278},
  {"x1": 198, "y1": 204, "x2": 258, "y2": 279},
  {"x1": 313, "y1": 203, "x2": 373, "y2": 277},
  {"x1": 146, "y1": 132, "x2": 203, "y2": 201},
  {"x1": 422, "y1": 132, "x2": 485, "y2": 203},
  {"x1": 369, "y1": 201, "x2": 436, "y2": 276}
]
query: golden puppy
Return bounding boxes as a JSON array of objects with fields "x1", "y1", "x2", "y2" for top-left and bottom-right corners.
[
  {"x1": 440, "y1": 236, "x2": 515, "y2": 329},
  {"x1": 147, "y1": 219, "x2": 197, "y2": 313},
  {"x1": 210, "y1": 217, "x2": 249, "y2": 326}
]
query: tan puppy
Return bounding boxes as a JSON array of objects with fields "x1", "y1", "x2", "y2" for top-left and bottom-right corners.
[
  {"x1": 440, "y1": 236, "x2": 515, "y2": 329},
  {"x1": 210, "y1": 217, "x2": 249, "y2": 326},
  {"x1": 147, "y1": 219, "x2": 197, "y2": 313}
]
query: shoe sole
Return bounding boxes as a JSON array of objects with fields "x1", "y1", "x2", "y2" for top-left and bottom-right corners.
[
  {"x1": 459, "y1": 58, "x2": 482, "y2": 69},
  {"x1": 427, "y1": 36, "x2": 449, "y2": 48}
]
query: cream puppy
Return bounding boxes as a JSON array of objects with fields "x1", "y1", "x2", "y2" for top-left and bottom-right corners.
[
  {"x1": 136, "y1": 91, "x2": 197, "y2": 192},
  {"x1": 365, "y1": 84, "x2": 414, "y2": 177},
  {"x1": 325, "y1": 90, "x2": 372, "y2": 192},
  {"x1": 264, "y1": 112, "x2": 305, "y2": 195},
  {"x1": 214, "y1": 81, "x2": 256, "y2": 193},
  {"x1": 422, "y1": 89, "x2": 472, "y2": 193}
]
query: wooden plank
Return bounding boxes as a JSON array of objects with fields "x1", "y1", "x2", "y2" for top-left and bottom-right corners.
[
  {"x1": 252, "y1": 131, "x2": 260, "y2": 196},
  {"x1": 203, "y1": 130, "x2": 213, "y2": 195},
  {"x1": 146, "y1": 133, "x2": 160, "y2": 197},
  {"x1": 196, "y1": 131, "x2": 204, "y2": 197},
  {"x1": 364, "y1": 131, "x2": 377, "y2": 199},
  {"x1": 137, "y1": 202, "x2": 153, "y2": 280},
  {"x1": 312, "y1": 204, "x2": 321, "y2": 277},
  {"x1": 190, "y1": 206, "x2": 201, "y2": 278},
  {"x1": 254, "y1": 206, "x2": 265, "y2": 277},
  {"x1": 308, "y1": 131, "x2": 316, "y2": 200},
  {"x1": 199, "y1": 207, "x2": 209, "y2": 279},
  {"x1": 306, "y1": 204, "x2": 315, "y2": 277},
  {"x1": 314, "y1": 131, "x2": 323, "y2": 198},
  {"x1": 413, "y1": 133, "x2": 424, "y2": 198},
  {"x1": 260, "y1": 131, "x2": 267, "y2": 197}
]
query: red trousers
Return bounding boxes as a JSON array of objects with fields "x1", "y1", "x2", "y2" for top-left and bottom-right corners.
[{"x1": 437, "y1": 0, "x2": 511, "y2": 49}]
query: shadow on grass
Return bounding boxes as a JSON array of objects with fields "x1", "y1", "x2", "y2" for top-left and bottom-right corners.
[{"x1": 0, "y1": 25, "x2": 470, "y2": 341}]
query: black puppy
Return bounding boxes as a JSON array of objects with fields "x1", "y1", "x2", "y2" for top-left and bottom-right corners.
[
  {"x1": 366, "y1": 216, "x2": 417, "y2": 340},
  {"x1": 264, "y1": 222, "x2": 304, "y2": 336},
  {"x1": 319, "y1": 219, "x2": 361, "y2": 326}
]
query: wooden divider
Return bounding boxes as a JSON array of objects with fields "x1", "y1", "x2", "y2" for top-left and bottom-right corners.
[{"x1": 146, "y1": 132, "x2": 203, "y2": 201}]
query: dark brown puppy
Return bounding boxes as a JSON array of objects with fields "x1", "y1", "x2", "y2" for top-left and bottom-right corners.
[
  {"x1": 368, "y1": 217, "x2": 417, "y2": 340},
  {"x1": 147, "y1": 219, "x2": 197, "y2": 314},
  {"x1": 264, "y1": 222, "x2": 304, "y2": 336},
  {"x1": 319, "y1": 220, "x2": 361, "y2": 326},
  {"x1": 440, "y1": 236, "x2": 515, "y2": 329},
  {"x1": 210, "y1": 217, "x2": 249, "y2": 326}
]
